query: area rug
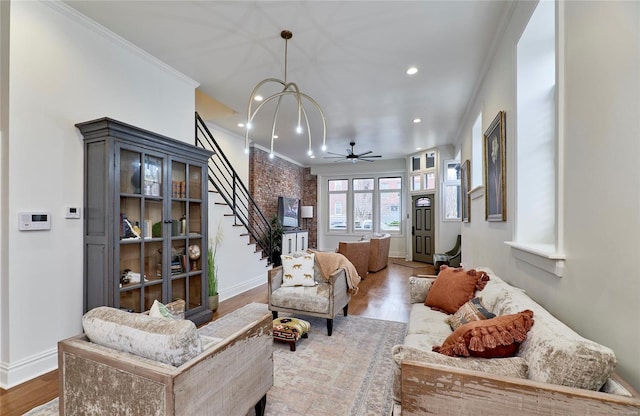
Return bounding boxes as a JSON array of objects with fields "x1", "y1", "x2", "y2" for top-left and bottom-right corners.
[
  {"x1": 23, "y1": 315, "x2": 406, "y2": 416},
  {"x1": 391, "y1": 258, "x2": 435, "y2": 271}
]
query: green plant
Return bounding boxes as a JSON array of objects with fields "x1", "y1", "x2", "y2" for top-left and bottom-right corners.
[
  {"x1": 269, "y1": 216, "x2": 284, "y2": 266},
  {"x1": 208, "y1": 223, "x2": 223, "y2": 296}
]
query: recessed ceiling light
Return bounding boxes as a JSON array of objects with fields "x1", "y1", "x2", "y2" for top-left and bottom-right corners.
[
  {"x1": 406, "y1": 67, "x2": 418, "y2": 75},
  {"x1": 413, "y1": 118, "x2": 421, "y2": 123},
  {"x1": 416, "y1": 147, "x2": 422, "y2": 151},
  {"x1": 254, "y1": 95, "x2": 263, "y2": 101},
  {"x1": 237, "y1": 123, "x2": 245, "y2": 128},
  {"x1": 273, "y1": 135, "x2": 278, "y2": 139}
]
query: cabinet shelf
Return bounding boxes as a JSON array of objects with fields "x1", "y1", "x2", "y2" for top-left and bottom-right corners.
[{"x1": 78, "y1": 117, "x2": 214, "y2": 325}]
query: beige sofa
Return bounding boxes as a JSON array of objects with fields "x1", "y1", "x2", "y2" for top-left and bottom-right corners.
[
  {"x1": 58, "y1": 302, "x2": 273, "y2": 416},
  {"x1": 393, "y1": 268, "x2": 640, "y2": 415}
]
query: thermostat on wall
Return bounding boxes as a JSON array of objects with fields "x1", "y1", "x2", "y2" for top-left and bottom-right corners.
[{"x1": 18, "y1": 211, "x2": 51, "y2": 231}]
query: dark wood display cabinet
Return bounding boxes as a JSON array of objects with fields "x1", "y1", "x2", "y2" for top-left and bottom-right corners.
[{"x1": 77, "y1": 118, "x2": 213, "y2": 325}]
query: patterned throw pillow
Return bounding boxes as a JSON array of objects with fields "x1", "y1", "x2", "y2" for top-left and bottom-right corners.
[
  {"x1": 434, "y1": 310, "x2": 535, "y2": 358},
  {"x1": 424, "y1": 267, "x2": 490, "y2": 314},
  {"x1": 281, "y1": 253, "x2": 316, "y2": 287},
  {"x1": 149, "y1": 299, "x2": 174, "y2": 319},
  {"x1": 447, "y1": 298, "x2": 496, "y2": 330}
]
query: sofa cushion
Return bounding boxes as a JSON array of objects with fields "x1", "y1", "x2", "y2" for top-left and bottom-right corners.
[
  {"x1": 425, "y1": 267, "x2": 490, "y2": 314},
  {"x1": 270, "y1": 283, "x2": 331, "y2": 314},
  {"x1": 391, "y1": 343, "x2": 528, "y2": 403},
  {"x1": 447, "y1": 297, "x2": 496, "y2": 330},
  {"x1": 281, "y1": 252, "x2": 316, "y2": 287},
  {"x1": 83, "y1": 306, "x2": 202, "y2": 367},
  {"x1": 406, "y1": 304, "x2": 453, "y2": 341},
  {"x1": 434, "y1": 310, "x2": 534, "y2": 358}
]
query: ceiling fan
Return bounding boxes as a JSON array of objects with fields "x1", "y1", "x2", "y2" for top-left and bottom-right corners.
[{"x1": 324, "y1": 141, "x2": 382, "y2": 163}]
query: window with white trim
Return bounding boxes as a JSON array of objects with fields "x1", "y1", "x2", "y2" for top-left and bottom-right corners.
[
  {"x1": 471, "y1": 113, "x2": 483, "y2": 187},
  {"x1": 328, "y1": 179, "x2": 348, "y2": 230},
  {"x1": 443, "y1": 160, "x2": 461, "y2": 220},
  {"x1": 516, "y1": 0, "x2": 556, "y2": 247},
  {"x1": 379, "y1": 177, "x2": 402, "y2": 232},
  {"x1": 326, "y1": 175, "x2": 403, "y2": 234}
]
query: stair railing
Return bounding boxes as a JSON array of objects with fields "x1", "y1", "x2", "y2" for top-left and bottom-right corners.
[{"x1": 194, "y1": 112, "x2": 273, "y2": 264}]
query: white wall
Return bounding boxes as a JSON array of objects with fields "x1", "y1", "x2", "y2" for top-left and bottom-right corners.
[
  {"x1": 204, "y1": 122, "x2": 268, "y2": 301},
  {"x1": 457, "y1": 0, "x2": 640, "y2": 390},
  {"x1": 0, "y1": 1, "x2": 198, "y2": 388}
]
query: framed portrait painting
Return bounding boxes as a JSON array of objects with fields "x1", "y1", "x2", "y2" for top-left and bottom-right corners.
[
  {"x1": 484, "y1": 111, "x2": 506, "y2": 221},
  {"x1": 461, "y1": 160, "x2": 470, "y2": 223}
]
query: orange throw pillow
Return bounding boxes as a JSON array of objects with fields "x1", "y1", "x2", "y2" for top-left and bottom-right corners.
[
  {"x1": 424, "y1": 267, "x2": 490, "y2": 314},
  {"x1": 433, "y1": 310, "x2": 535, "y2": 358}
]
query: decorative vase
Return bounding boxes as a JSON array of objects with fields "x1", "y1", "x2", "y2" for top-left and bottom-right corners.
[{"x1": 208, "y1": 294, "x2": 219, "y2": 311}]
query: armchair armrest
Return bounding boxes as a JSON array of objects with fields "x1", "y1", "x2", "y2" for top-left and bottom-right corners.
[
  {"x1": 268, "y1": 266, "x2": 284, "y2": 293},
  {"x1": 401, "y1": 360, "x2": 640, "y2": 416}
]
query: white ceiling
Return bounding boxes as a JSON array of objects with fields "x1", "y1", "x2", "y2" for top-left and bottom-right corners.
[{"x1": 64, "y1": 1, "x2": 511, "y2": 166}]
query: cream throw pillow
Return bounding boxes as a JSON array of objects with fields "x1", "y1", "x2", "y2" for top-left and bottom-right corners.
[{"x1": 281, "y1": 252, "x2": 316, "y2": 287}]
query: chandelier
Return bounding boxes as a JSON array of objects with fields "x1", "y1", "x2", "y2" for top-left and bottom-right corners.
[{"x1": 244, "y1": 30, "x2": 326, "y2": 159}]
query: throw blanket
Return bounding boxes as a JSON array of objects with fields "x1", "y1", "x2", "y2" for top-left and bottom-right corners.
[{"x1": 313, "y1": 251, "x2": 361, "y2": 295}]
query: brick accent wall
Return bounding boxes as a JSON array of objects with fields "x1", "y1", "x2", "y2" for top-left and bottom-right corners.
[
  {"x1": 302, "y1": 167, "x2": 317, "y2": 248},
  {"x1": 249, "y1": 147, "x2": 317, "y2": 248}
]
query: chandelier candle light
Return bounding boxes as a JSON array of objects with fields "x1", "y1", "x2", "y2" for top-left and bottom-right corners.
[{"x1": 245, "y1": 30, "x2": 327, "y2": 159}]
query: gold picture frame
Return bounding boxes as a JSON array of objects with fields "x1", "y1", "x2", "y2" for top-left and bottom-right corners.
[
  {"x1": 484, "y1": 111, "x2": 506, "y2": 221},
  {"x1": 461, "y1": 159, "x2": 470, "y2": 223}
]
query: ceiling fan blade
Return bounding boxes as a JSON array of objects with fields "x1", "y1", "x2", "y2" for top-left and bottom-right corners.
[
  {"x1": 356, "y1": 150, "x2": 373, "y2": 157},
  {"x1": 325, "y1": 152, "x2": 346, "y2": 156},
  {"x1": 359, "y1": 155, "x2": 382, "y2": 158},
  {"x1": 360, "y1": 158, "x2": 375, "y2": 162}
]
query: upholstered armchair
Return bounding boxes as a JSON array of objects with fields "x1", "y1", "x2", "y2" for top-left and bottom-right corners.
[
  {"x1": 368, "y1": 233, "x2": 391, "y2": 272},
  {"x1": 337, "y1": 240, "x2": 370, "y2": 279},
  {"x1": 58, "y1": 302, "x2": 273, "y2": 416},
  {"x1": 433, "y1": 234, "x2": 461, "y2": 272},
  {"x1": 268, "y1": 253, "x2": 353, "y2": 336}
]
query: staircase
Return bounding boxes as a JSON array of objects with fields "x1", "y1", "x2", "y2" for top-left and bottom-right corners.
[{"x1": 194, "y1": 113, "x2": 273, "y2": 300}]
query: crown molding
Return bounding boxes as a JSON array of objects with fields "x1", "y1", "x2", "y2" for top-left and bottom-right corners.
[{"x1": 42, "y1": 1, "x2": 199, "y2": 88}]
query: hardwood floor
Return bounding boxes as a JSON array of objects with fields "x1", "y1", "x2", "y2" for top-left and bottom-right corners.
[{"x1": 0, "y1": 259, "x2": 434, "y2": 416}]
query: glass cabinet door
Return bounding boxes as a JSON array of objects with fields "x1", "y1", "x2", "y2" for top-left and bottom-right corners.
[
  {"x1": 170, "y1": 161, "x2": 204, "y2": 312},
  {"x1": 118, "y1": 148, "x2": 165, "y2": 312}
]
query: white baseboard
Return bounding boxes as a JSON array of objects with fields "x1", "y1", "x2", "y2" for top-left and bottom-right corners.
[
  {"x1": 219, "y1": 272, "x2": 268, "y2": 302},
  {"x1": 0, "y1": 347, "x2": 57, "y2": 389}
]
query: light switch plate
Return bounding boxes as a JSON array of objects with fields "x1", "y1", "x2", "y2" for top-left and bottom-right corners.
[{"x1": 66, "y1": 207, "x2": 81, "y2": 219}]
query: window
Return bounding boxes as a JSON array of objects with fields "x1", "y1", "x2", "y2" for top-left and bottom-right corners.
[
  {"x1": 425, "y1": 152, "x2": 435, "y2": 169},
  {"x1": 409, "y1": 150, "x2": 436, "y2": 192},
  {"x1": 443, "y1": 160, "x2": 461, "y2": 220},
  {"x1": 411, "y1": 156, "x2": 420, "y2": 171},
  {"x1": 425, "y1": 172, "x2": 435, "y2": 190},
  {"x1": 353, "y1": 179, "x2": 374, "y2": 231},
  {"x1": 328, "y1": 179, "x2": 348, "y2": 230},
  {"x1": 379, "y1": 177, "x2": 402, "y2": 232},
  {"x1": 516, "y1": 0, "x2": 556, "y2": 247},
  {"x1": 411, "y1": 175, "x2": 420, "y2": 191},
  {"x1": 326, "y1": 175, "x2": 403, "y2": 234},
  {"x1": 471, "y1": 113, "x2": 483, "y2": 187},
  {"x1": 508, "y1": 0, "x2": 565, "y2": 276}
]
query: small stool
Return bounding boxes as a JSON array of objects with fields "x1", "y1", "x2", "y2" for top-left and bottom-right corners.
[{"x1": 273, "y1": 317, "x2": 310, "y2": 351}]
